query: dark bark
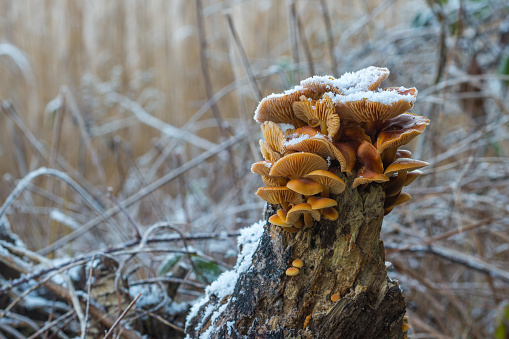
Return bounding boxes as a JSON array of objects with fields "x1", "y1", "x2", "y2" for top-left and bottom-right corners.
[{"x1": 186, "y1": 173, "x2": 406, "y2": 338}]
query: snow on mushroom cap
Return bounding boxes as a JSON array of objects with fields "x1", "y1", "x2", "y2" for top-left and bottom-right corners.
[{"x1": 301, "y1": 66, "x2": 390, "y2": 95}]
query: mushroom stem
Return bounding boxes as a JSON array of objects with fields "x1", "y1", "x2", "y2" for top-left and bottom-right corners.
[
  {"x1": 281, "y1": 202, "x2": 290, "y2": 211},
  {"x1": 303, "y1": 213, "x2": 314, "y2": 227},
  {"x1": 320, "y1": 186, "x2": 330, "y2": 198},
  {"x1": 320, "y1": 121, "x2": 328, "y2": 136},
  {"x1": 293, "y1": 218, "x2": 304, "y2": 229},
  {"x1": 276, "y1": 177, "x2": 288, "y2": 186},
  {"x1": 380, "y1": 147, "x2": 398, "y2": 168},
  {"x1": 365, "y1": 120, "x2": 381, "y2": 141}
]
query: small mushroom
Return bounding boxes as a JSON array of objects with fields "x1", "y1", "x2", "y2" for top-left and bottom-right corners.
[
  {"x1": 375, "y1": 113, "x2": 430, "y2": 166},
  {"x1": 304, "y1": 170, "x2": 345, "y2": 197},
  {"x1": 322, "y1": 207, "x2": 339, "y2": 221},
  {"x1": 404, "y1": 170, "x2": 423, "y2": 186},
  {"x1": 383, "y1": 171, "x2": 408, "y2": 197},
  {"x1": 330, "y1": 126, "x2": 371, "y2": 174},
  {"x1": 256, "y1": 186, "x2": 304, "y2": 211},
  {"x1": 286, "y1": 203, "x2": 321, "y2": 227},
  {"x1": 330, "y1": 293, "x2": 340, "y2": 302},
  {"x1": 251, "y1": 160, "x2": 287, "y2": 187},
  {"x1": 384, "y1": 158, "x2": 429, "y2": 177},
  {"x1": 307, "y1": 196, "x2": 337, "y2": 210},
  {"x1": 261, "y1": 121, "x2": 287, "y2": 155},
  {"x1": 269, "y1": 214, "x2": 291, "y2": 227},
  {"x1": 292, "y1": 259, "x2": 304, "y2": 268},
  {"x1": 292, "y1": 94, "x2": 340, "y2": 138},
  {"x1": 286, "y1": 267, "x2": 300, "y2": 276},
  {"x1": 352, "y1": 141, "x2": 389, "y2": 188},
  {"x1": 259, "y1": 139, "x2": 282, "y2": 162},
  {"x1": 287, "y1": 178, "x2": 323, "y2": 196}
]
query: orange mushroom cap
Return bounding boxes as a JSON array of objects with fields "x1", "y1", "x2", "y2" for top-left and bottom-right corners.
[
  {"x1": 256, "y1": 186, "x2": 304, "y2": 205},
  {"x1": 269, "y1": 213, "x2": 292, "y2": 227},
  {"x1": 384, "y1": 158, "x2": 429, "y2": 177},
  {"x1": 286, "y1": 203, "x2": 321, "y2": 225},
  {"x1": 304, "y1": 170, "x2": 345, "y2": 195},
  {"x1": 404, "y1": 170, "x2": 423, "y2": 186},
  {"x1": 269, "y1": 152, "x2": 328, "y2": 179},
  {"x1": 286, "y1": 267, "x2": 300, "y2": 276},
  {"x1": 287, "y1": 178, "x2": 323, "y2": 196},
  {"x1": 261, "y1": 121, "x2": 287, "y2": 155},
  {"x1": 254, "y1": 87, "x2": 317, "y2": 126},
  {"x1": 331, "y1": 87, "x2": 417, "y2": 124},
  {"x1": 376, "y1": 113, "x2": 430, "y2": 158},
  {"x1": 259, "y1": 139, "x2": 282, "y2": 162},
  {"x1": 306, "y1": 196, "x2": 337, "y2": 209},
  {"x1": 285, "y1": 133, "x2": 336, "y2": 159},
  {"x1": 251, "y1": 160, "x2": 274, "y2": 176},
  {"x1": 292, "y1": 259, "x2": 304, "y2": 268},
  {"x1": 292, "y1": 94, "x2": 340, "y2": 139},
  {"x1": 322, "y1": 207, "x2": 339, "y2": 221}
]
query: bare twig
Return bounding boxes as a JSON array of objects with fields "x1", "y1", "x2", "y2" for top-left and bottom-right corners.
[
  {"x1": 225, "y1": 12, "x2": 262, "y2": 101},
  {"x1": 103, "y1": 293, "x2": 142, "y2": 339},
  {"x1": 40, "y1": 133, "x2": 246, "y2": 255},
  {"x1": 385, "y1": 243, "x2": 509, "y2": 284}
]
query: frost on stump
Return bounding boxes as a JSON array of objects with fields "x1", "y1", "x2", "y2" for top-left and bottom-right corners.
[{"x1": 185, "y1": 67, "x2": 430, "y2": 339}]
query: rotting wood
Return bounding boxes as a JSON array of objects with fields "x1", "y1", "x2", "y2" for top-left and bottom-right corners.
[{"x1": 186, "y1": 173, "x2": 406, "y2": 339}]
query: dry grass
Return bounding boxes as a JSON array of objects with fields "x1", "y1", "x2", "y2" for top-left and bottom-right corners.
[{"x1": 0, "y1": 0, "x2": 508, "y2": 338}]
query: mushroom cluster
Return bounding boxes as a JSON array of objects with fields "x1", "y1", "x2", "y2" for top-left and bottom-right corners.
[{"x1": 252, "y1": 67, "x2": 430, "y2": 231}]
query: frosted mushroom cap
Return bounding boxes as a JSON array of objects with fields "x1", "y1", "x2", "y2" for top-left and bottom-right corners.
[
  {"x1": 254, "y1": 86, "x2": 317, "y2": 125},
  {"x1": 251, "y1": 161, "x2": 274, "y2": 176},
  {"x1": 330, "y1": 87, "x2": 417, "y2": 123},
  {"x1": 301, "y1": 67, "x2": 390, "y2": 96},
  {"x1": 285, "y1": 135, "x2": 336, "y2": 160}
]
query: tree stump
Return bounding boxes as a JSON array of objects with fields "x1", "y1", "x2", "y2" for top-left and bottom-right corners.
[{"x1": 186, "y1": 173, "x2": 406, "y2": 339}]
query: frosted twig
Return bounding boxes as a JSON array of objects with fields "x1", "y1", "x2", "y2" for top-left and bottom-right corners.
[
  {"x1": 0, "y1": 168, "x2": 108, "y2": 224},
  {"x1": 1, "y1": 101, "x2": 102, "y2": 198},
  {"x1": 26, "y1": 310, "x2": 74, "y2": 339},
  {"x1": 40, "y1": 133, "x2": 247, "y2": 255},
  {"x1": 106, "y1": 92, "x2": 216, "y2": 151}
]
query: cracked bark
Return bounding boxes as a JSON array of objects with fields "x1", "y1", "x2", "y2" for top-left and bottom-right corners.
[{"x1": 186, "y1": 172, "x2": 406, "y2": 339}]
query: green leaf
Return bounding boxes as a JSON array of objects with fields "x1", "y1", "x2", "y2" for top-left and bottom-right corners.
[
  {"x1": 158, "y1": 253, "x2": 182, "y2": 275},
  {"x1": 191, "y1": 256, "x2": 225, "y2": 284}
]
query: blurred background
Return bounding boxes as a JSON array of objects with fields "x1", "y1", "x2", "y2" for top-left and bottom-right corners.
[{"x1": 0, "y1": 0, "x2": 508, "y2": 338}]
